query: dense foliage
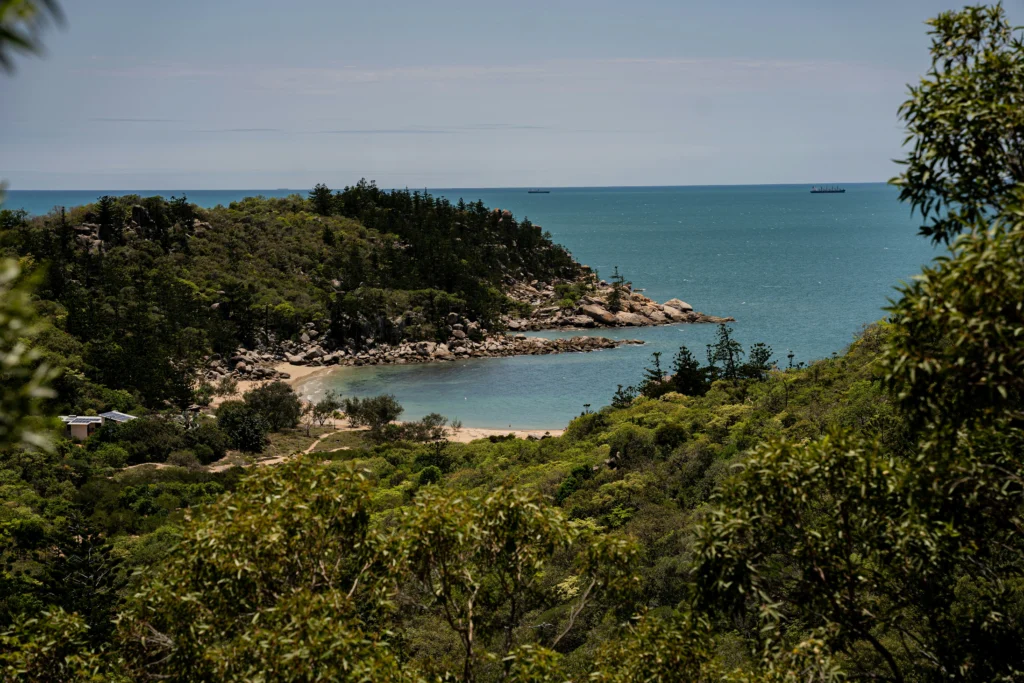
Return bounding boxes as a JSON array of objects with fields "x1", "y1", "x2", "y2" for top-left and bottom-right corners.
[
  {"x1": 0, "y1": 318, "x2": 911, "y2": 680},
  {"x1": 3, "y1": 3, "x2": 1024, "y2": 681},
  {"x1": 0, "y1": 184, "x2": 579, "y2": 413},
  {"x1": 895, "y1": 3, "x2": 1024, "y2": 243}
]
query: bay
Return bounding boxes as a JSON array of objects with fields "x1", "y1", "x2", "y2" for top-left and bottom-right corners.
[
  {"x1": 5, "y1": 184, "x2": 937, "y2": 429},
  {"x1": 304, "y1": 183, "x2": 936, "y2": 429}
]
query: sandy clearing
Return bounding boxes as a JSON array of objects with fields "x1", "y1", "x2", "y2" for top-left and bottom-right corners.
[
  {"x1": 210, "y1": 362, "x2": 333, "y2": 407},
  {"x1": 448, "y1": 426, "x2": 563, "y2": 442}
]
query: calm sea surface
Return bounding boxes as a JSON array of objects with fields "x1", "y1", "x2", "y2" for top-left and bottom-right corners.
[{"x1": 4, "y1": 185, "x2": 937, "y2": 429}]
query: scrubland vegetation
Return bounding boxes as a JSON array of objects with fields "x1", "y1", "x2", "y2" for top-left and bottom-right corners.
[{"x1": 2, "y1": 3, "x2": 1024, "y2": 681}]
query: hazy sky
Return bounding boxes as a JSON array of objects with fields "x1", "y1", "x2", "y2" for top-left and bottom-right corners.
[{"x1": 2, "y1": 0, "x2": 1018, "y2": 190}]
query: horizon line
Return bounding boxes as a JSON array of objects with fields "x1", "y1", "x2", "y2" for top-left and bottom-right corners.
[{"x1": 6, "y1": 181, "x2": 891, "y2": 193}]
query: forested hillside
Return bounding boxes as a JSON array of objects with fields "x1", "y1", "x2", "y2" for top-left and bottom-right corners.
[
  {"x1": 0, "y1": 182, "x2": 579, "y2": 412},
  {"x1": 2, "y1": 3, "x2": 1024, "y2": 682}
]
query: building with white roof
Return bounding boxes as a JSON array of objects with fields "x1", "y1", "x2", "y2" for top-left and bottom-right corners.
[{"x1": 59, "y1": 411, "x2": 136, "y2": 441}]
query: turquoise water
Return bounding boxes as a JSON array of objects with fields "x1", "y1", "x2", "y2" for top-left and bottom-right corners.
[
  {"x1": 5, "y1": 185, "x2": 938, "y2": 429},
  {"x1": 306, "y1": 184, "x2": 937, "y2": 428}
]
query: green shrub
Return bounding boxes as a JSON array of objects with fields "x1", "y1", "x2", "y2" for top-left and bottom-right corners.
[
  {"x1": 556, "y1": 464, "x2": 594, "y2": 504},
  {"x1": 564, "y1": 412, "x2": 608, "y2": 441},
  {"x1": 93, "y1": 443, "x2": 129, "y2": 469},
  {"x1": 605, "y1": 424, "x2": 656, "y2": 466},
  {"x1": 93, "y1": 418, "x2": 185, "y2": 464},
  {"x1": 185, "y1": 422, "x2": 230, "y2": 463},
  {"x1": 166, "y1": 451, "x2": 202, "y2": 470},
  {"x1": 244, "y1": 381, "x2": 302, "y2": 432},
  {"x1": 418, "y1": 465, "x2": 442, "y2": 486},
  {"x1": 654, "y1": 422, "x2": 688, "y2": 451},
  {"x1": 216, "y1": 401, "x2": 269, "y2": 453}
]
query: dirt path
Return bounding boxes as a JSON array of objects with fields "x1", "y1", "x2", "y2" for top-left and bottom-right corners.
[
  {"x1": 126, "y1": 422, "x2": 560, "y2": 475},
  {"x1": 204, "y1": 430, "x2": 337, "y2": 472}
]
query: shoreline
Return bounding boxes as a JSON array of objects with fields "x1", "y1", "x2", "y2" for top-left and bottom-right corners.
[
  {"x1": 204, "y1": 333, "x2": 645, "y2": 388},
  {"x1": 211, "y1": 362, "x2": 332, "y2": 407},
  {"x1": 226, "y1": 363, "x2": 566, "y2": 438},
  {"x1": 447, "y1": 425, "x2": 564, "y2": 442},
  {"x1": 201, "y1": 276, "x2": 731, "y2": 388}
]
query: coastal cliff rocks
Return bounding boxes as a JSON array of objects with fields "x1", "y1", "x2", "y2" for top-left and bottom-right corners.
[
  {"x1": 664, "y1": 298, "x2": 694, "y2": 312},
  {"x1": 581, "y1": 304, "x2": 618, "y2": 325},
  {"x1": 614, "y1": 311, "x2": 648, "y2": 326},
  {"x1": 202, "y1": 333, "x2": 644, "y2": 382},
  {"x1": 503, "y1": 276, "x2": 733, "y2": 331},
  {"x1": 199, "y1": 275, "x2": 729, "y2": 384}
]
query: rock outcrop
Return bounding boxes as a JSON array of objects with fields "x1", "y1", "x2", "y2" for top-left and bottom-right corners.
[
  {"x1": 502, "y1": 276, "x2": 733, "y2": 331},
  {"x1": 203, "y1": 333, "x2": 644, "y2": 382},
  {"x1": 199, "y1": 269, "x2": 730, "y2": 384}
]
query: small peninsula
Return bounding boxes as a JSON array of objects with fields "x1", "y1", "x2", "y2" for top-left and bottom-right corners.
[
  {"x1": 0, "y1": 182, "x2": 729, "y2": 395},
  {"x1": 207, "y1": 270, "x2": 732, "y2": 380},
  {"x1": 4, "y1": 181, "x2": 733, "y2": 409}
]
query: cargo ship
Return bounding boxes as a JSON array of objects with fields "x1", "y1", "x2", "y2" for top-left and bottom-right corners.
[
  {"x1": 527, "y1": 189, "x2": 550, "y2": 194},
  {"x1": 810, "y1": 186, "x2": 846, "y2": 194}
]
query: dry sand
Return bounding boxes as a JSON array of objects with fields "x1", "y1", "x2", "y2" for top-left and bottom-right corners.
[
  {"x1": 210, "y1": 362, "x2": 333, "y2": 407},
  {"x1": 448, "y1": 426, "x2": 563, "y2": 442}
]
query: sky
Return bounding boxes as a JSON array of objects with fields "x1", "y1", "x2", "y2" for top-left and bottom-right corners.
[{"x1": 2, "y1": 0, "x2": 1021, "y2": 190}]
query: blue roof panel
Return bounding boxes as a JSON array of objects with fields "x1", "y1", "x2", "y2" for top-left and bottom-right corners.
[{"x1": 99, "y1": 411, "x2": 136, "y2": 422}]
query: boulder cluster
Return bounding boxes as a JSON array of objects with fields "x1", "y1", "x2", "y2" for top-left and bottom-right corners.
[
  {"x1": 200, "y1": 276, "x2": 728, "y2": 384},
  {"x1": 503, "y1": 277, "x2": 734, "y2": 331},
  {"x1": 204, "y1": 348, "x2": 293, "y2": 384},
  {"x1": 203, "y1": 322, "x2": 643, "y2": 383}
]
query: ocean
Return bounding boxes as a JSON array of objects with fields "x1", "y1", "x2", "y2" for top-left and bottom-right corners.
[{"x1": 3, "y1": 184, "x2": 937, "y2": 429}]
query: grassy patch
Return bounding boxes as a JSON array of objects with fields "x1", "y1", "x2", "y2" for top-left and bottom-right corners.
[
  {"x1": 315, "y1": 429, "x2": 369, "y2": 452},
  {"x1": 257, "y1": 427, "x2": 333, "y2": 461}
]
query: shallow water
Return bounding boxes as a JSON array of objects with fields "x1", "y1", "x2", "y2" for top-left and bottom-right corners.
[
  {"x1": 296, "y1": 184, "x2": 937, "y2": 428},
  {"x1": 6, "y1": 184, "x2": 937, "y2": 428}
]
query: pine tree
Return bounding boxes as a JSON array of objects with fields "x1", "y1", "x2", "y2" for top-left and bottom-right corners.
[
  {"x1": 169, "y1": 194, "x2": 194, "y2": 252},
  {"x1": 711, "y1": 324, "x2": 744, "y2": 380},
  {"x1": 96, "y1": 195, "x2": 122, "y2": 246},
  {"x1": 671, "y1": 345, "x2": 709, "y2": 396},
  {"x1": 611, "y1": 384, "x2": 637, "y2": 408},
  {"x1": 742, "y1": 342, "x2": 774, "y2": 380},
  {"x1": 608, "y1": 266, "x2": 626, "y2": 312},
  {"x1": 309, "y1": 183, "x2": 334, "y2": 216},
  {"x1": 42, "y1": 522, "x2": 125, "y2": 646}
]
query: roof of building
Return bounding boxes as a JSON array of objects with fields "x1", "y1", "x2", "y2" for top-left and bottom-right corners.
[
  {"x1": 60, "y1": 415, "x2": 104, "y2": 425},
  {"x1": 99, "y1": 411, "x2": 137, "y2": 423}
]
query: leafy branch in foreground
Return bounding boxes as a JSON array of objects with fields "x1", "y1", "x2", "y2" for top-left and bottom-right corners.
[
  {"x1": 894, "y1": 3, "x2": 1024, "y2": 243},
  {"x1": 0, "y1": 0, "x2": 64, "y2": 72},
  {"x1": 0, "y1": 259, "x2": 57, "y2": 451}
]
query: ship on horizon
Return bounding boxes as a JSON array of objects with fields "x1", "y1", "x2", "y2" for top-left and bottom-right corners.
[
  {"x1": 527, "y1": 189, "x2": 551, "y2": 194},
  {"x1": 810, "y1": 185, "x2": 846, "y2": 194}
]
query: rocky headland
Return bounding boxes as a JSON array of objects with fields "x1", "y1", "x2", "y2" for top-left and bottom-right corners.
[
  {"x1": 201, "y1": 269, "x2": 730, "y2": 384},
  {"x1": 52, "y1": 200, "x2": 731, "y2": 387},
  {"x1": 503, "y1": 272, "x2": 734, "y2": 331},
  {"x1": 203, "y1": 332, "x2": 644, "y2": 384}
]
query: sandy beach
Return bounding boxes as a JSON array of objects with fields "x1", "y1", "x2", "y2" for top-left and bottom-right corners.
[
  {"x1": 211, "y1": 362, "x2": 334, "y2": 407},
  {"x1": 248, "y1": 362, "x2": 329, "y2": 394},
  {"x1": 447, "y1": 425, "x2": 563, "y2": 442},
  {"x1": 216, "y1": 362, "x2": 565, "y2": 439}
]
